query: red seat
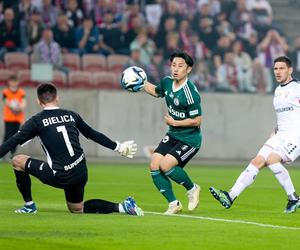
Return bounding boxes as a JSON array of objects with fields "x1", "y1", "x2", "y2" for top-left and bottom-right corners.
[
  {"x1": 0, "y1": 61, "x2": 5, "y2": 69},
  {"x1": 93, "y1": 71, "x2": 121, "y2": 89},
  {"x1": 107, "y1": 54, "x2": 129, "y2": 73},
  {"x1": 53, "y1": 70, "x2": 68, "y2": 88},
  {"x1": 4, "y1": 52, "x2": 29, "y2": 72},
  {"x1": 69, "y1": 71, "x2": 93, "y2": 88},
  {"x1": 0, "y1": 69, "x2": 13, "y2": 86},
  {"x1": 17, "y1": 69, "x2": 38, "y2": 87},
  {"x1": 82, "y1": 54, "x2": 107, "y2": 72},
  {"x1": 63, "y1": 53, "x2": 81, "y2": 71}
]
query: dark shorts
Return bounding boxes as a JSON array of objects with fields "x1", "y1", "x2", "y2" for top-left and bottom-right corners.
[
  {"x1": 154, "y1": 134, "x2": 199, "y2": 167},
  {"x1": 25, "y1": 158, "x2": 88, "y2": 203}
]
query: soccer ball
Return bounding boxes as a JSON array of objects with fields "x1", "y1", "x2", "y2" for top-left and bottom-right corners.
[{"x1": 120, "y1": 66, "x2": 147, "y2": 92}]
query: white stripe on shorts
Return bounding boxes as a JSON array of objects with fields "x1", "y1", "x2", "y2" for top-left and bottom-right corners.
[{"x1": 181, "y1": 147, "x2": 196, "y2": 162}]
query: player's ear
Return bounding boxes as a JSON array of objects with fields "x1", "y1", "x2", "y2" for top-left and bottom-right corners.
[
  {"x1": 36, "y1": 98, "x2": 41, "y2": 106},
  {"x1": 187, "y1": 66, "x2": 192, "y2": 74},
  {"x1": 289, "y1": 66, "x2": 293, "y2": 75},
  {"x1": 56, "y1": 95, "x2": 59, "y2": 103}
]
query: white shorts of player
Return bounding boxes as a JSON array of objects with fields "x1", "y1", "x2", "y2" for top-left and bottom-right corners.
[{"x1": 258, "y1": 132, "x2": 300, "y2": 163}]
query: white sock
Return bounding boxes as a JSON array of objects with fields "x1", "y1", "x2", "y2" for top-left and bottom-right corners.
[
  {"x1": 229, "y1": 164, "x2": 259, "y2": 200},
  {"x1": 118, "y1": 203, "x2": 125, "y2": 213},
  {"x1": 268, "y1": 162, "x2": 297, "y2": 199},
  {"x1": 25, "y1": 201, "x2": 34, "y2": 206}
]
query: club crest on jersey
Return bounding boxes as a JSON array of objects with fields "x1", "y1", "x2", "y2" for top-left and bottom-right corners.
[
  {"x1": 169, "y1": 92, "x2": 174, "y2": 98},
  {"x1": 174, "y1": 98, "x2": 180, "y2": 106}
]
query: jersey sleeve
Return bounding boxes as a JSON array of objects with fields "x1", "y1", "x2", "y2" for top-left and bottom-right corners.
[
  {"x1": 186, "y1": 90, "x2": 202, "y2": 118},
  {"x1": 73, "y1": 112, "x2": 117, "y2": 150},
  {"x1": 154, "y1": 77, "x2": 167, "y2": 97},
  {"x1": 293, "y1": 83, "x2": 300, "y2": 106},
  {"x1": 0, "y1": 118, "x2": 38, "y2": 157}
]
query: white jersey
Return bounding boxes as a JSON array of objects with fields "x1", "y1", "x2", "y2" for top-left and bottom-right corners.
[{"x1": 274, "y1": 79, "x2": 300, "y2": 134}]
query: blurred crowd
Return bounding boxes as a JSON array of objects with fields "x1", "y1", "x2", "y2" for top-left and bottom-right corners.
[{"x1": 0, "y1": 0, "x2": 300, "y2": 93}]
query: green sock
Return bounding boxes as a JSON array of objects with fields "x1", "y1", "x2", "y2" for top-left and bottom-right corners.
[
  {"x1": 165, "y1": 166, "x2": 194, "y2": 191},
  {"x1": 151, "y1": 170, "x2": 176, "y2": 203}
]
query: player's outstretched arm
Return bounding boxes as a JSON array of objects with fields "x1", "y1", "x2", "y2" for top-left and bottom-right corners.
[
  {"x1": 0, "y1": 137, "x2": 19, "y2": 158},
  {"x1": 76, "y1": 114, "x2": 137, "y2": 158},
  {"x1": 143, "y1": 81, "x2": 159, "y2": 97},
  {"x1": 0, "y1": 118, "x2": 38, "y2": 157}
]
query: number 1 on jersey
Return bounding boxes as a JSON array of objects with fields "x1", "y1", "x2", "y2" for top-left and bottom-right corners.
[{"x1": 57, "y1": 125, "x2": 75, "y2": 156}]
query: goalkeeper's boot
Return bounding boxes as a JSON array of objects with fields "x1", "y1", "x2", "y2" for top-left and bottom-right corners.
[
  {"x1": 122, "y1": 197, "x2": 144, "y2": 216},
  {"x1": 164, "y1": 200, "x2": 183, "y2": 215},
  {"x1": 285, "y1": 199, "x2": 300, "y2": 213},
  {"x1": 187, "y1": 184, "x2": 201, "y2": 211},
  {"x1": 209, "y1": 187, "x2": 233, "y2": 209},
  {"x1": 15, "y1": 202, "x2": 37, "y2": 214}
]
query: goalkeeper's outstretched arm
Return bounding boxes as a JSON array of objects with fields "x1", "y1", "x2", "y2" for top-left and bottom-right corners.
[
  {"x1": 144, "y1": 81, "x2": 159, "y2": 97},
  {"x1": 76, "y1": 114, "x2": 137, "y2": 158}
]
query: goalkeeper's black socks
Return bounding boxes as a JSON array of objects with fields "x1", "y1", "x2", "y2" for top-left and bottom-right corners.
[
  {"x1": 83, "y1": 199, "x2": 119, "y2": 214},
  {"x1": 14, "y1": 169, "x2": 32, "y2": 202}
]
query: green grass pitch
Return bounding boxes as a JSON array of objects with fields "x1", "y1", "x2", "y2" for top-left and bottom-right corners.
[{"x1": 1, "y1": 161, "x2": 300, "y2": 250}]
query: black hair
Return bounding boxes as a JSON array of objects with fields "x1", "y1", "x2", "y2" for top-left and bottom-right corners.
[
  {"x1": 274, "y1": 56, "x2": 292, "y2": 68},
  {"x1": 8, "y1": 75, "x2": 17, "y2": 81},
  {"x1": 169, "y1": 51, "x2": 194, "y2": 67},
  {"x1": 37, "y1": 82, "x2": 57, "y2": 104}
]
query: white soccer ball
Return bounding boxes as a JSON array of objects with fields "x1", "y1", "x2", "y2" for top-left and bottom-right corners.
[
  {"x1": 120, "y1": 66, "x2": 147, "y2": 92},
  {"x1": 9, "y1": 99, "x2": 19, "y2": 110}
]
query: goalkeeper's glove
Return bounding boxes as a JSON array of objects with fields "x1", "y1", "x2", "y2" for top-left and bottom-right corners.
[{"x1": 114, "y1": 140, "x2": 137, "y2": 158}]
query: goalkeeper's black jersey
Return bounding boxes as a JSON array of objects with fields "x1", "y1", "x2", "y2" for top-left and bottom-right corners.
[{"x1": 0, "y1": 107, "x2": 117, "y2": 173}]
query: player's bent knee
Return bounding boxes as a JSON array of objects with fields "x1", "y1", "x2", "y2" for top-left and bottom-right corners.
[
  {"x1": 250, "y1": 156, "x2": 266, "y2": 169},
  {"x1": 159, "y1": 163, "x2": 171, "y2": 172},
  {"x1": 149, "y1": 153, "x2": 163, "y2": 171},
  {"x1": 159, "y1": 159, "x2": 175, "y2": 172},
  {"x1": 67, "y1": 201, "x2": 83, "y2": 213},
  {"x1": 12, "y1": 154, "x2": 29, "y2": 171},
  {"x1": 159, "y1": 154, "x2": 178, "y2": 172},
  {"x1": 149, "y1": 161, "x2": 160, "y2": 171},
  {"x1": 266, "y1": 153, "x2": 282, "y2": 166}
]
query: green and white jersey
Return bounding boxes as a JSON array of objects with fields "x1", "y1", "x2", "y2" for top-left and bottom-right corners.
[{"x1": 155, "y1": 76, "x2": 202, "y2": 148}]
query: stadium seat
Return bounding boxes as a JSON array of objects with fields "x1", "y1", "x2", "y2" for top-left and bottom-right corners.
[
  {"x1": 0, "y1": 69, "x2": 13, "y2": 86},
  {"x1": 69, "y1": 71, "x2": 93, "y2": 88},
  {"x1": 62, "y1": 53, "x2": 81, "y2": 71},
  {"x1": 93, "y1": 71, "x2": 121, "y2": 89},
  {"x1": 17, "y1": 69, "x2": 37, "y2": 87},
  {"x1": 82, "y1": 54, "x2": 107, "y2": 72},
  {"x1": 53, "y1": 70, "x2": 68, "y2": 88},
  {"x1": 0, "y1": 61, "x2": 5, "y2": 69},
  {"x1": 4, "y1": 52, "x2": 29, "y2": 72},
  {"x1": 107, "y1": 54, "x2": 129, "y2": 73}
]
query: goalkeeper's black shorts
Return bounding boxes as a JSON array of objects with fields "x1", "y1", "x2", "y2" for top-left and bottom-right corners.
[{"x1": 25, "y1": 157, "x2": 87, "y2": 203}]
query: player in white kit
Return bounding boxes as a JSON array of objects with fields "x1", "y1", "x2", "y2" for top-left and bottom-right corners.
[{"x1": 209, "y1": 56, "x2": 300, "y2": 213}]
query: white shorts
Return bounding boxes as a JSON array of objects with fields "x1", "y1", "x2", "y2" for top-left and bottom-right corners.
[{"x1": 257, "y1": 132, "x2": 300, "y2": 163}]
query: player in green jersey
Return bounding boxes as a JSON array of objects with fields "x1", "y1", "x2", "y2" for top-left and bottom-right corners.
[{"x1": 144, "y1": 51, "x2": 202, "y2": 214}]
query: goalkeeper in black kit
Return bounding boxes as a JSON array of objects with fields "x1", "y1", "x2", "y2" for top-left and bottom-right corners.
[{"x1": 0, "y1": 82, "x2": 143, "y2": 215}]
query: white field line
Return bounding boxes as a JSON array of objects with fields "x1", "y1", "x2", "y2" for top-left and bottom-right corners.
[{"x1": 145, "y1": 211, "x2": 300, "y2": 231}]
